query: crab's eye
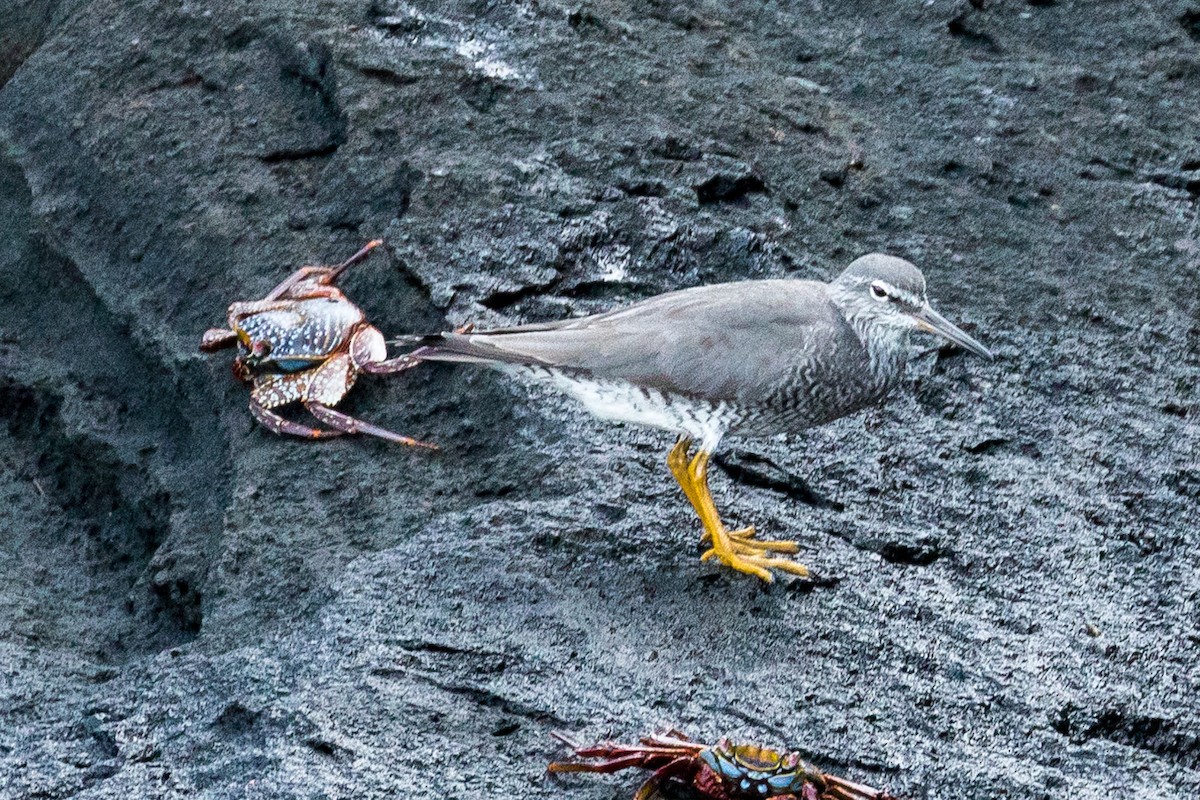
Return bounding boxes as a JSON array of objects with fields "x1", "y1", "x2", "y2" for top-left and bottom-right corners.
[
  {"x1": 869, "y1": 282, "x2": 889, "y2": 301},
  {"x1": 251, "y1": 340, "x2": 272, "y2": 357}
]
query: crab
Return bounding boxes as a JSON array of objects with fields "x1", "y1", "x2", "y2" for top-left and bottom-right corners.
[
  {"x1": 548, "y1": 730, "x2": 898, "y2": 800},
  {"x1": 200, "y1": 239, "x2": 433, "y2": 447}
]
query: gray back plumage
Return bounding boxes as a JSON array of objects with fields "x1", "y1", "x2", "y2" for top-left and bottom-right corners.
[{"x1": 416, "y1": 276, "x2": 907, "y2": 432}]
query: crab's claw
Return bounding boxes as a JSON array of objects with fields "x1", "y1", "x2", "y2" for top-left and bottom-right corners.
[{"x1": 201, "y1": 327, "x2": 239, "y2": 352}]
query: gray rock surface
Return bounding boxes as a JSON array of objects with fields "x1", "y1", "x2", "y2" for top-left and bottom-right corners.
[{"x1": 1, "y1": 1, "x2": 1199, "y2": 798}]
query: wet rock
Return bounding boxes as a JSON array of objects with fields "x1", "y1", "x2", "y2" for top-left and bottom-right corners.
[
  {"x1": 1, "y1": 1, "x2": 1199, "y2": 798},
  {"x1": 693, "y1": 169, "x2": 768, "y2": 205}
]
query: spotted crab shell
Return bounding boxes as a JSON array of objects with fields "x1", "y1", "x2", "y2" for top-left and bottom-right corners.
[
  {"x1": 699, "y1": 739, "x2": 820, "y2": 798},
  {"x1": 236, "y1": 298, "x2": 365, "y2": 373}
]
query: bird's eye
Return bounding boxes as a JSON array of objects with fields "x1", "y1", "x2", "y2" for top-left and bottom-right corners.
[{"x1": 869, "y1": 282, "x2": 889, "y2": 301}]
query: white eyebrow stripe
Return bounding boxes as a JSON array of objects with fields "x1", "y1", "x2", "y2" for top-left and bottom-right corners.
[{"x1": 888, "y1": 287, "x2": 922, "y2": 306}]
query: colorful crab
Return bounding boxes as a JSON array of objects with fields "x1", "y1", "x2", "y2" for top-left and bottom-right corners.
[
  {"x1": 201, "y1": 240, "x2": 433, "y2": 447},
  {"x1": 548, "y1": 730, "x2": 898, "y2": 800}
]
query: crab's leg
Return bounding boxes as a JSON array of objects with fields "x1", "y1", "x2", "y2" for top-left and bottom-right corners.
[
  {"x1": 548, "y1": 752, "x2": 661, "y2": 775},
  {"x1": 301, "y1": 353, "x2": 435, "y2": 448},
  {"x1": 249, "y1": 373, "x2": 344, "y2": 439},
  {"x1": 823, "y1": 775, "x2": 898, "y2": 800},
  {"x1": 635, "y1": 757, "x2": 700, "y2": 800},
  {"x1": 324, "y1": 239, "x2": 383, "y2": 283},
  {"x1": 361, "y1": 357, "x2": 420, "y2": 375},
  {"x1": 263, "y1": 240, "x2": 384, "y2": 300},
  {"x1": 261, "y1": 268, "x2": 337, "y2": 301},
  {"x1": 640, "y1": 731, "x2": 705, "y2": 751},
  {"x1": 561, "y1": 742, "x2": 702, "y2": 762},
  {"x1": 349, "y1": 326, "x2": 419, "y2": 375},
  {"x1": 304, "y1": 402, "x2": 437, "y2": 449},
  {"x1": 227, "y1": 298, "x2": 308, "y2": 317},
  {"x1": 549, "y1": 733, "x2": 701, "y2": 773},
  {"x1": 250, "y1": 399, "x2": 345, "y2": 439}
]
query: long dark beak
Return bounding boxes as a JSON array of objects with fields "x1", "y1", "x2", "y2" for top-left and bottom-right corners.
[{"x1": 912, "y1": 304, "x2": 993, "y2": 359}]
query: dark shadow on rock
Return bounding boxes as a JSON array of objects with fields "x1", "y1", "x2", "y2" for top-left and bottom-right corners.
[{"x1": 713, "y1": 449, "x2": 844, "y2": 511}]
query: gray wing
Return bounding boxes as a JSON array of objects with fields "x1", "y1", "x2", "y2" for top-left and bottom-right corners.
[{"x1": 416, "y1": 279, "x2": 868, "y2": 405}]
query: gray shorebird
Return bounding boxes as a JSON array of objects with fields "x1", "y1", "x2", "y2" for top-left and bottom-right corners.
[{"x1": 408, "y1": 254, "x2": 991, "y2": 582}]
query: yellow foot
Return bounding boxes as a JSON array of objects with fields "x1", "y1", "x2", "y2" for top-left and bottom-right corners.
[
  {"x1": 700, "y1": 538, "x2": 811, "y2": 582},
  {"x1": 701, "y1": 526, "x2": 802, "y2": 556},
  {"x1": 729, "y1": 527, "x2": 802, "y2": 555},
  {"x1": 668, "y1": 439, "x2": 810, "y2": 583}
]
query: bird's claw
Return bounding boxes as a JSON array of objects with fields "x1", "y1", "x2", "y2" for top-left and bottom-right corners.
[
  {"x1": 701, "y1": 526, "x2": 803, "y2": 555},
  {"x1": 727, "y1": 527, "x2": 802, "y2": 555},
  {"x1": 701, "y1": 537, "x2": 810, "y2": 583}
]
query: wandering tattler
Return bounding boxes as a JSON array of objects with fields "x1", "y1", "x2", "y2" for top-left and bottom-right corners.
[{"x1": 408, "y1": 254, "x2": 992, "y2": 581}]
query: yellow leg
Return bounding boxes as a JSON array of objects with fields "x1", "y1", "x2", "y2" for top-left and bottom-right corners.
[
  {"x1": 668, "y1": 438, "x2": 702, "y2": 510},
  {"x1": 672, "y1": 441, "x2": 799, "y2": 555},
  {"x1": 667, "y1": 439, "x2": 809, "y2": 582}
]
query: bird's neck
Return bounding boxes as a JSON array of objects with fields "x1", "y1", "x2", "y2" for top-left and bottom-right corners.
[
  {"x1": 828, "y1": 285, "x2": 912, "y2": 398},
  {"x1": 843, "y1": 311, "x2": 911, "y2": 397}
]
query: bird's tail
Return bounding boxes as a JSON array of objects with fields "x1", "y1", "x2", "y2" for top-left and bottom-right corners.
[
  {"x1": 388, "y1": 333, "x2": 445, "y2": 348},
  {"x1": 389, "y1": 331, "x2": 529, "y2": 366}
]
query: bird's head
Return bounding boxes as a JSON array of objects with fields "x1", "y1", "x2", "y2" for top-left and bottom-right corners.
[{"x1": 831, "y1": 253, "x2": 992, "y2": 359}]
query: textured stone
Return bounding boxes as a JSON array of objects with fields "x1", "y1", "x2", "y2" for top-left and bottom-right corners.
[{"x1": 0, "y1": 1, "x2": 1198, "y2": 798}]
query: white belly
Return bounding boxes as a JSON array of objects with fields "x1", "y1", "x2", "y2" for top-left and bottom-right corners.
[{"x1": 505, "y1": 366, "x2": 732, "y2": 451}]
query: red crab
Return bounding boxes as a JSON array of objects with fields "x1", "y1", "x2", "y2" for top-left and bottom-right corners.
[
  {"x1": 548, "y1": 730, "x2": 898, "y2": 800},
  {"x1": 201, "y1": 240, "x2": 432, "y2": 447}
]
